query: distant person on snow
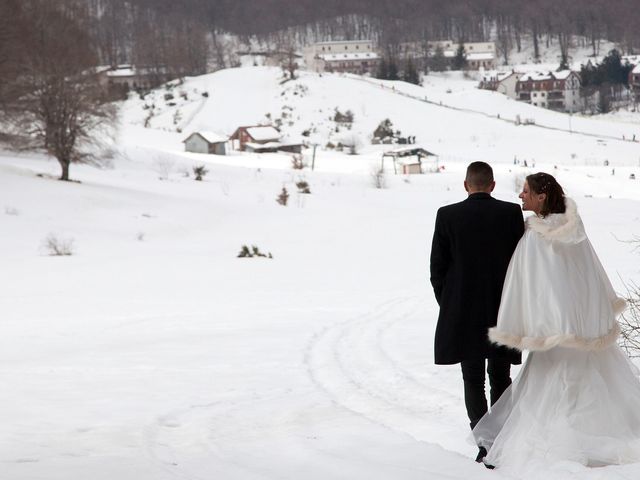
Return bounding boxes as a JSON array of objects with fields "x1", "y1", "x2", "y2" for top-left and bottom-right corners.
[{"x1": 429, "y1": 161, "x2": 524, "y2": 464}]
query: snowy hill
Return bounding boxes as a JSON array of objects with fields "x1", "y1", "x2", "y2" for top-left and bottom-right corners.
[
  {"x1": 121, "y1": 67, "x2": 640, "y2": 173},
  {"x1": 1, "y1": 66, "x2": 640, "y2": 479}
]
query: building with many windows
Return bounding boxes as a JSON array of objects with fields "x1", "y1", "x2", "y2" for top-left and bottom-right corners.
[
  {"x1": 516, "y1": 71, "x2": 581, "y2": 112},
  {"x1": 303, "y1": 40, "x2": 379, "y2": 74},
  {"x1": 399, "y1": 41, "x2": 497, "y2": 70},
  {"x1": 630, "y1": 64, "x2": 640, "y2": 98}
]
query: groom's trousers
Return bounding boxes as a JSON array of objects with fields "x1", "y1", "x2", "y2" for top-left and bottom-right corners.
[{"x1": 461, "y1": 358, "x2": 511, "y2": 430}]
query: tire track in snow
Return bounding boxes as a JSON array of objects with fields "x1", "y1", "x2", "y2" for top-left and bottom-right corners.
[
  {"x1": 142, "y1": 298, "x2": 418, "y2": 479},
  {"x1": 304, "y1": 295, "x2": 467, "y2": 452},
  {"x1": 143, "y1": 395, "x2": 286, "y2": 480}
]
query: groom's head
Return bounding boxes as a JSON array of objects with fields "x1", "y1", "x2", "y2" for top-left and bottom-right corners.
[{"x1": 464, "y1": 161, "x2": 495, "y2": 194}]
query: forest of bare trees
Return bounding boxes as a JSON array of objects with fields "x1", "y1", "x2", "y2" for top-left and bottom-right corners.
[
  {"x1": 2, "y1": 0, "x2": 640, "y2": 81},
  {"x1": 6, "y1": 0, "x2": 640, "y2": 75}
]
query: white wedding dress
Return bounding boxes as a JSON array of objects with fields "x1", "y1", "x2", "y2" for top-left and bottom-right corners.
[{"x1": 473, "y1": 198, "x2": 640, "y2": 470}]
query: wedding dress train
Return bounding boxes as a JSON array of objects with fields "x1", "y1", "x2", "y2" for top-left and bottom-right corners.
[
  {"x1": 473, "y1": 198, "x2": 640, "y2": 470},
  {"x1": 474, "y1": 345, "x2": 640, "y2": 469}
]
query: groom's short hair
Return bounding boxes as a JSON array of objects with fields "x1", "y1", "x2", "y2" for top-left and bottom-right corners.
[{"x1": 466, "y1": 161, "x2": 494, "y2": 189}]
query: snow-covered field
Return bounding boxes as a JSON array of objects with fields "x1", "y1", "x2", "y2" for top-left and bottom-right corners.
[{"x1": 1, "y1": 66, "x2": 640, "y2": 479}]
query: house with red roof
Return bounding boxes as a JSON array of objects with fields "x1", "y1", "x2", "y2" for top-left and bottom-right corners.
[{"x1": 516, "y1": 70, "x2": 581, "y2": 112}]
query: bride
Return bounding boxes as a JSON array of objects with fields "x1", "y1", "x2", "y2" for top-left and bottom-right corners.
[{"x1": 473, "y1": 172, "x2": 640, "y2": 470}]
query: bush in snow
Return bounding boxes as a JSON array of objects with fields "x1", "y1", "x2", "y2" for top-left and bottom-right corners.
[
  {"x1": 334, "y1": 108, "x2": 354, "y2": 124},
  {"x1": 619, "y1": 236, "x2": 640, "y2": 356},
  {"x1": 4, "y1": 206, "x2": 19, "y2": 216},
  {"x1": 43, "y1": 233, "x2": 74, "y2": 256},
  {"x1": 143, "y1": 106, "x2": 155, "y2": 128},
  {"x1": 193, "y1": 165, "x2": 209, "y2": 181},
  {"x1": 291, "y1": 154, "x2": 305, "y2": 170},
  {"x1": 153, "y1": 156, "x2": 176, "y2": 180},
  {"x1": 373, "y1": 119, "x2": 398, "y2": 142},
  {"x1": 276, "y1": 187, "x2": 290, "y2": 206},
  {"x1": 237, "y1": 245, "x2": 273, "y2": 258},
  {"x1": 371, "y1": 167, "x2": 387, "y2": 189},
  {"x1": 173, "y1": 109, "x2": 182, "y2": 127},
  {"x1": 620, "y1": 282, "x2": 640, "y2": 356},
  {"x1": 341, "y1": 134, "x2": 364, "y2": 155},
  {"x1": 296, "y1": 181, "x2": 311, "y2": 194}
]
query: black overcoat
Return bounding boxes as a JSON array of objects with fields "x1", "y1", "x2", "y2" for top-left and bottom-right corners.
[{"x1": 430, "y1": 192, "x2": 524, "y2": 365}]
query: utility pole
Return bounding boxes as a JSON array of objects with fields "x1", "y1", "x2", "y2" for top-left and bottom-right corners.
[{"x1": 311, "y1": 144, "x2": 317, "y2": 171}]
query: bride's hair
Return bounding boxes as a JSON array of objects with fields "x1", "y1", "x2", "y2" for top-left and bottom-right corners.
[{"x1": 526, "y1": 172, "x2": 566, "y2": 217}]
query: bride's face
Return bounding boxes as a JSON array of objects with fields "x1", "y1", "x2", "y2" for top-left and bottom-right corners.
[{"x1": 519, "y1": 181, "x2": 546, "y2": 214}]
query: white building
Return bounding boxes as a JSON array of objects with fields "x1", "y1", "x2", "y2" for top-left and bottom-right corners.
[
  {"x1": 303, "y1": 40, "x2": 379, "y2": 74},
  {"x1": 630, "y1": 64, "x2": 640, "y2": 97},
  {"x1": 434, "y1": 41, "x2": 497, "y2": 70},
  {"x1": 398, "y1": 40, "x2": 497, "y2": 70},
  {"x1": 183, "y1": 132, "x2": 228, "y2": 155},
  {"x1": 479, "y1": 71, "x2": 524, "y2": 99}
]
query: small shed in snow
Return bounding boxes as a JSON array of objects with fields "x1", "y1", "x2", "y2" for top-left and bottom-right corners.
[
  {"x1": 183, "y1": 131, "x2": 228, "y2": 155},
  {"x1": 381, "y1": 147, "x2": 438, "y2": 174}
]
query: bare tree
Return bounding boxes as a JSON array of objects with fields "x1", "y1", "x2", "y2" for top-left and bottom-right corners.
[
  {"x1": 280, "y1": 43, "x2": 299, "y2": 82},
  {"x1": 4, "y1": 1, "x2": 116, "y2": 181},
  {"x1": 619, "y1": 236, "x2": 640, "y2": 356},
  {"x1": 619, "y1": 282, "x2": 640, "y2": 357},
  {"x1": 495, "y1": 15, "x2": 512, "y2": 66}
]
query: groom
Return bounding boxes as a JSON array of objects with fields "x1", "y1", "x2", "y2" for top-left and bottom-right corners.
[{"x1": 430, "y1": 161, "x2": 524, "y2": 462}]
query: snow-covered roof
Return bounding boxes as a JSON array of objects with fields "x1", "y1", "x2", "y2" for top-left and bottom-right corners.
[
  {"x1": 315, "y1": 40, "x2": 372, "y2": 46},
  {"x1": 519, "y1": 70, "x2": 576, "y2": 82},
  {"x1": 481, "y1": 71, "x2": 518, "y2": 83},
  {"x1": 383, "y1": 147, "x2": 436, "y2": 157},
  {"x1": 192, "y1": 131, "x2": 228, "y2": 144},
  {"x1": 467, "y1": 53, "x2": 495, "y2": 61},
  {"x1": 319, "y1": 52, "x2": 380, "y2": 62},
  {"x1": 94, "y1": 65, "x2": 113, "y2": 74},
  {"x1": 442, "y1": 51, "x2": 494, "y2": 60},
  {"x1": 553, "y1": 70, "x2": 575, "y2": 80},
  {"x1": 633, "y1": 64, "x2": 640, "y2": 74},
  {"x1": 246, "y1": 126, "x2": 281, "y2": 141},
  {"x1": 104, "y1": 64, "x2": 168, "y2": 77},
  {"x1": 245, "y1": 141, "x2": 282, "y2": 149},
  {"x1": 280, "y1": 135, "x2": 304, "y2": 145},
  {"x1": 107, "y1": 68, "x2": 136, "y2": 77},
  {"x1": 519, "y1": 72, "x2": 549, "y2": 81}
]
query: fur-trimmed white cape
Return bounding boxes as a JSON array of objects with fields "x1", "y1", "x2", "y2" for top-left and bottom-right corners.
[{"x1": 489, "y1": 198, "x2": 627, "y2": 352}]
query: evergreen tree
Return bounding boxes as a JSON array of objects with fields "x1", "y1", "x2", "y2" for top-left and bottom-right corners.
[
  {"x1": 387, "y1": 56, "x2": 399, "y2": 80},
  {"x1": 376, "y1": 57, "x2": 388, "y2": 80},
  {"x1": 580, "y1": 61, "x2": 597, "y2": 88},
  {"x1": 597, "y1": 84, "x2": 612, "y2": 113},
  {"x1": 452, "y1": 43, "x2": 467, "y2": 70},
  {"x1": 373, "y1": 119, "x2": 394, "y2": 139},
  {"x1": 403, "y1": 57, "x2": 420, "y2": 85},
  {"x1": 602, "y1": 49, "x2": 624, "y2": 84},
  {"x1": 621, "y1": 62, "x2": 634, "y2": 87},
  {"x1": 430, "y1": 45, "x2": 447, "y2": 72}
]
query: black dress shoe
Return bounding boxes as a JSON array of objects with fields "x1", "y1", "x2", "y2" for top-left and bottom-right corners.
[{"x1": 475, "y1": 446, "x2": 488, "y2": 463}]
